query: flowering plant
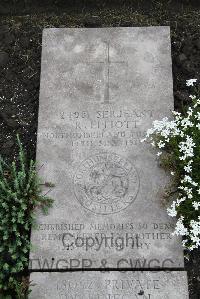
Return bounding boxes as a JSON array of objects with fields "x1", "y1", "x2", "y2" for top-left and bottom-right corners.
[{"x1": 142, "y1": 79, "x2": 200, "y2": 251}]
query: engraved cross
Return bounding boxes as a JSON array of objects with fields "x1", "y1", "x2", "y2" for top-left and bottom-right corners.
[{"x1": 89, "y1": 42, "x2": 126, "y2": 104}]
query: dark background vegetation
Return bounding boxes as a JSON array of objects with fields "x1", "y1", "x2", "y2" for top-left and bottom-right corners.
[
  {"x1": 0, "y1": 0, "x2": 200, "y2": 16},
  {"x1": 0, "y1": 0, "x2": 200, "y2": 298}
]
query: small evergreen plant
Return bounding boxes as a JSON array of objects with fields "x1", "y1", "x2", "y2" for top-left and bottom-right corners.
[{"x1": 0, "y1": 135, "x2": 53, "y2": 298}]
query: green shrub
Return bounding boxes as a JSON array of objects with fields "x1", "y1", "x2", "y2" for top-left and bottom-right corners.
[
  {"x1": 0, "y1": 135, "x2": 53, "y2": 298},
  {"x1": 142, "y1": 79, "x2": 200, "y2": 251}
]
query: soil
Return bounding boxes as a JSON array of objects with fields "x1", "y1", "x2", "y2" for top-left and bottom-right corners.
[{"x1": 0, "y1": 1, "x2": 200, "y2": 298}]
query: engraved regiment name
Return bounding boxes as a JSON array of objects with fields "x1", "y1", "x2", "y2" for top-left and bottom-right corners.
[{"x1": 74, "y1": 152, "x2": 139, "y2": 214}]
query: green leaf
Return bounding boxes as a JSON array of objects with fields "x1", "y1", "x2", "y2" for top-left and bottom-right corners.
[
  {"x1": 0, "y1": 295, "x2": 12, "y2": 299},
  {"x1": 3, "y1": 263, "x2": 9, "y2": 271}
]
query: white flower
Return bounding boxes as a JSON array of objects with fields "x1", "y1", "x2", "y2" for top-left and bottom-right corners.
[
  {"x1": 192, "y1": 202, "x2": 200, "y2": 211},
  {"x1": 173, "y1": 216, "x2": 188, "y2": 236},
  {"x1": 181, "y1": 117, "x2": 194, "y2": 129},
  {"x1": 178, "y1": 184, "x2": 194, "y2": 198},
  {"x1": 157, "y1": 140, "x2": 165, "y2": 148},
  {"x1": 178, "y1": 185, "x2": 184, "y2": 190},
  {"x1": 167, "y1": 201, "x2": 177, "y2": 217},
  {"x1": 186, "y1": 79, "x2": 197, "y2": 86},
  {"x1": 181, "y1": 175, "x2": 192, "y2": 183},
  {"x1": 179, "y1": 135, "x2": 195, "y2": 160},
  {"x1": 180, "y1": 176, "x2": 197, "y2": 187},
  {"x1": 187, "y1": 107, "x2": 193, "y2": 117},
  {"x1": 189, "y1": 95, "x2": 197, "y2": 100},
  {"x1": 184, "y1": 164, "x2": 192, "y2": 173},
  {"x1": 188, "y1": 160, "x2": 193, "y2": 165},
  {"x1": 172, "y1": 111, "x2": 181, "y2": 116},
  {"x1": 172, "y1": 111, "x2": 182, "y2": 121},
  {"x1": 177, "y1": 197, "x2": 186, "y2": 206},
  {"x1": 196, "y1": 112, "x2": 200, "y2": 121},
  {"x1": 143, "y1": 98, "x2": 200, "y2": 251},
  {"x1": 146, "y1": 128, "x2": 155, "y2": 137},
  {"x1": 182, "y1": 239, "x2": 188, "y2": 247},
  {"x1": 196, "y1": 123, "x2": 200, "y2": 130},
  {"x1": 188, "y1": 217, "x2": 200, "y2": 250}
]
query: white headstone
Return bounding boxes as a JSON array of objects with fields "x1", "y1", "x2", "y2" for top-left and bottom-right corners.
[{"x1": 30, "y1": 27, "x2": 184, "y2": 270}]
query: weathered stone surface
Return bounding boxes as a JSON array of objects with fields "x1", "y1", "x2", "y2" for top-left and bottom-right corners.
[
  {"x1": 29, "y1": 271, "x2": 189, "y2": 299},
  {"x1": 30, "y1": 27, "x2": 184, "y2": 269}
]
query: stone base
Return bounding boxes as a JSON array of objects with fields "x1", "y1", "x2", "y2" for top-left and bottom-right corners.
[{"x1": 29, "y1": 271, "x2": 189, "y2": 298}]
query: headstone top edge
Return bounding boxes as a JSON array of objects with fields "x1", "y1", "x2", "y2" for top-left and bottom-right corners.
[{"x1": 42, "y1": 25, "x2": 170, "y2": 35}]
